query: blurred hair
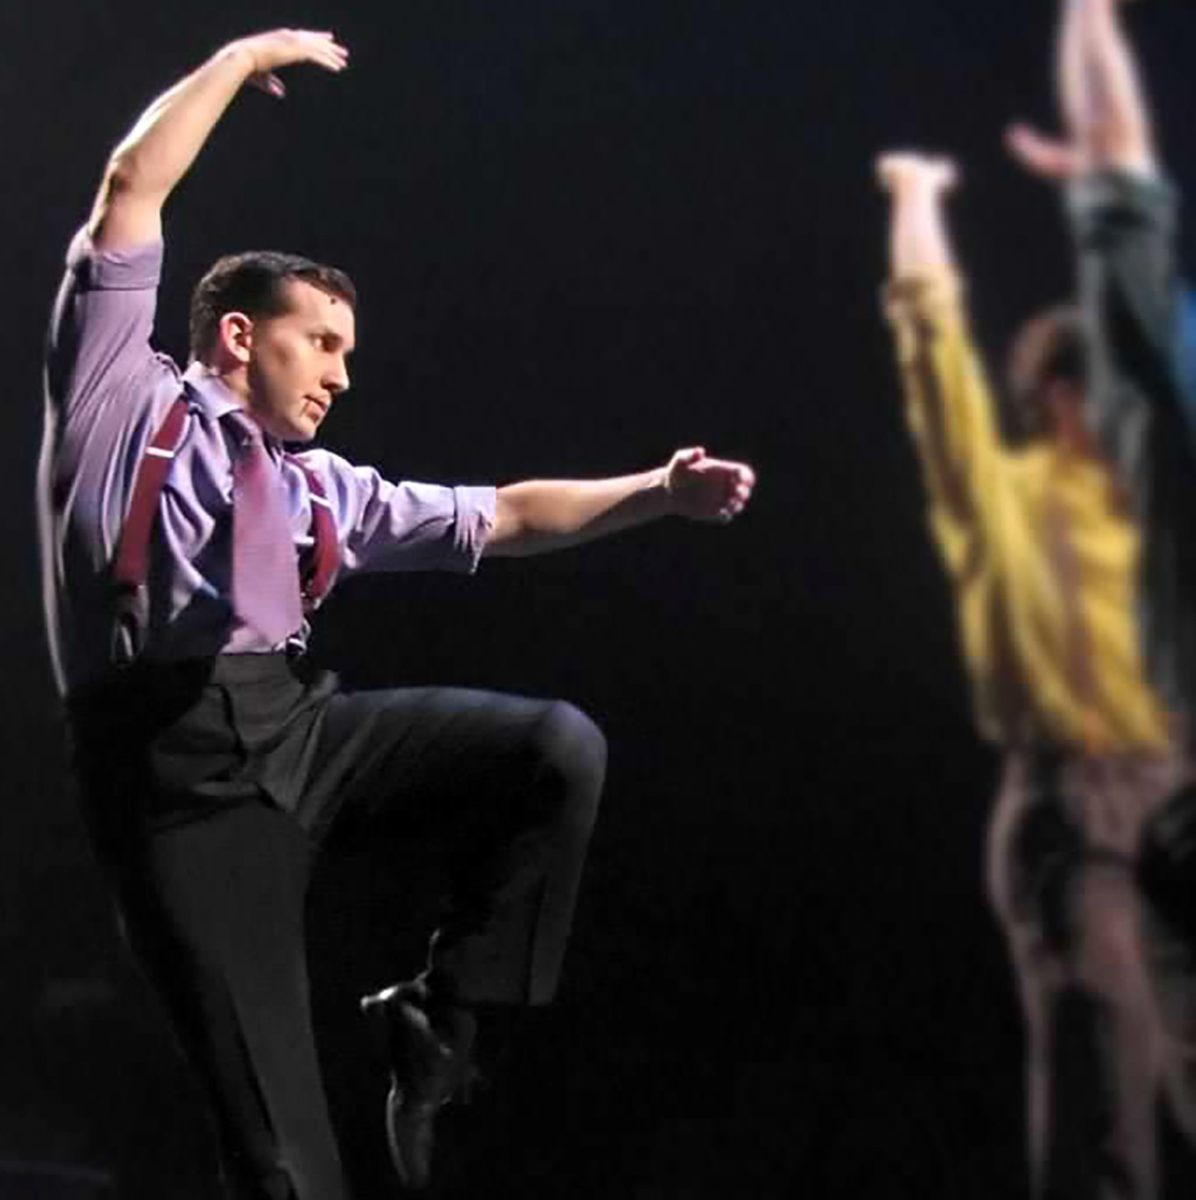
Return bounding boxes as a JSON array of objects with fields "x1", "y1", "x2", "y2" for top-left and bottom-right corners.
[
  {"x1": 189, "y1": 251, "x2": 356, "y2": 360},
  {"x1": 1005, "y1": 304, "x2": 1087, "y2": 441}
]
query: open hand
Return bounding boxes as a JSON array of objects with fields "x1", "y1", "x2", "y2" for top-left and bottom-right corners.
[
  {"x1": 665, "y1": 448, "x2": 756, "y2": 523},
  {"x1": 1005, "y1": 123, "x2": 1083, "y2": 182},
  {"x1": 230, "y1": 29, "x2": 349, "y2": 99},
  {"x1": 876, "y1": 152, "x2": 960, "y2": 197}
]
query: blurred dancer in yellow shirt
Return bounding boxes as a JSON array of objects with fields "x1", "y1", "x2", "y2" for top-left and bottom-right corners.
[
  {"x1": 878, "y1": 2, "x2": 1196, "y2": 1189},
  {"x1": 884, "y1": 241, "x2": 1165, "y2": 751}
]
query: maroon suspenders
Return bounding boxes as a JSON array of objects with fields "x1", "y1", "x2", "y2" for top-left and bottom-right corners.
[
  {"x1": 298, "y1": 464, "x2": 338, "y2": 609},
  {"x1": 110, "y1": 396, "x2": 190, "y2": 665},
  {"x1": 109, "y1": 391, "x2": 340, "y2": 667}
]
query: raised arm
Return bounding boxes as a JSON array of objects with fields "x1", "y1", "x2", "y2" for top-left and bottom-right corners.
[
  {"x1": 1059, "y1": 0, "x2": 1155, "y2": 174},
  {"x1": 1012, "y1": 0, "x2": 1196, "y2": 708},
  {"x1": 91, "y1": 29, "x2": 348, "y2": 250},
  {"x1": 485, "y1": 448, "x2": 756, "y2": 557},
  {"x1": 47, "y1": 30, "x2": 348, "y2": 421},
  {"x1": 878, "y1": 153, "x2": 1012, "y2": 582},
  {"x1": 1008, "y1": 0, "x2": 1178, "y2": 455},
  {"x1": 880, "y1": 153, "x2": 960, "y2": 278},
  {"x1": 1008, "y1": 0, "x2": 1154, "y2": 182}
]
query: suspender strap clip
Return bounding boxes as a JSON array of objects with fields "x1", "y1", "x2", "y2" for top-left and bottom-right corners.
[
  {"x1": 110, "y1": 583, "x2": 148, "y2": 669},
  {"x1": 287, "y1": 456, "x2": 338, "y2": 611}
]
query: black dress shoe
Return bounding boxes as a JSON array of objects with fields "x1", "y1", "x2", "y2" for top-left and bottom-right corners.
[{"x1": 360, "y1": 981, "x2": 477, "y2": 1191}]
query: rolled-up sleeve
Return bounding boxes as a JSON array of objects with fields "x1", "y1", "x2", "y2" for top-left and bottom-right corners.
[
  {"x1": 883, "y1": 270, "x2": 1012, "y2": 583},
  {"x1": 298, "y1": 449, "x2": 496, "y2": 576},
  {"x1": 46, "y1": 228, "x2": 164, "y2": 421}
]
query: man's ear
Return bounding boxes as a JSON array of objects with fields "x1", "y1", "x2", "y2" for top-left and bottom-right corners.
[{"x1": 216, "y1": 311, "x2": 255, "y2": 366}]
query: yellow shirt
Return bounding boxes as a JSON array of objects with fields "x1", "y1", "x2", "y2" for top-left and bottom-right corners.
[{"x1": 886, "y1": 270, "x2": 1168, "y2": 751}]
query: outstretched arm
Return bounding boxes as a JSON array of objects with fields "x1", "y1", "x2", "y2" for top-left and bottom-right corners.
[
  {"x1": 485, "y1": 448, "x2": 756, "y2": 557},
  {"x1": 90, "y1": 29, "x2": 348, "y2": 250}
]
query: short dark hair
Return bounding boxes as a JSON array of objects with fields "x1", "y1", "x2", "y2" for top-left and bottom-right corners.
[
  {"x1": 1005, "y1": 304, "x2": 1088, "y2": 441},
  {"x1": 188, "y1": 251, "x2": 357, "y2": 360}
]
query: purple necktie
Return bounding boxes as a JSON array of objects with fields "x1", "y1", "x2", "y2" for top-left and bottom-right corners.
[{"x1": 226, "y1": 411, "x2": 303, "y2": 645}]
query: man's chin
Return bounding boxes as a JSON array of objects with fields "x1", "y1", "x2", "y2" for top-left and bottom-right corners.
[{"x1": 285, "y1": 419, "x2": 320, "y2": 444}]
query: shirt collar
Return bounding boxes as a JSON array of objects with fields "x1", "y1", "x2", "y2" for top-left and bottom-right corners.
[{"x1": 182, "y1": 363, "x2": 285, "y2": 455}]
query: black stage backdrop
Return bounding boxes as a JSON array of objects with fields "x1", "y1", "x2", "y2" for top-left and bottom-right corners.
[{"x1": 4, "y1": 2, "x2": 1196, "y2": 1197}]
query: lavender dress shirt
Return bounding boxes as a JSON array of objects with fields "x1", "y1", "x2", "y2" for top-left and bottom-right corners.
[{"x1": 38, "y1": 230, "x2": 496, "y2": 696}]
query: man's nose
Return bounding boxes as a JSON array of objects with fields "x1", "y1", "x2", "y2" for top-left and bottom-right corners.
[{"x1": 325, "y1": 356, "x2": 350, "y2": 394}]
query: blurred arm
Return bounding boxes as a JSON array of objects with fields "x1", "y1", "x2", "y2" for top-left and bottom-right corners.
[{"x1": 878, "y1": 153, "x2": 1010, "y2": 582}]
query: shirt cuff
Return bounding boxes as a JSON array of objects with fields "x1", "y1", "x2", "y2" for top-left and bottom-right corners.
[
  {"x1": 453, "y1": 485, "x2": 497, "y2": 573},
  {"x1": 66, "y1": 226, "x2": 164, "y2": 292},
  {"x1": 882, "y1": 269, "x2": 964, "y2": 324}
]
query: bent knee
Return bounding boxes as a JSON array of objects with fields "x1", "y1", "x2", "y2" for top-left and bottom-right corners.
[{"x1": 532, "y1": 701, "x2": 607, "y2": 800}]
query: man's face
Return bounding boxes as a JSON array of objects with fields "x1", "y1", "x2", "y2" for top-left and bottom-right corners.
[
  {"x1": 245, "y1": 280, "x2": 356, "y2": 442},
  {"x1": 1045, "y1": 378, "x2": 1087, "y2": 436}
]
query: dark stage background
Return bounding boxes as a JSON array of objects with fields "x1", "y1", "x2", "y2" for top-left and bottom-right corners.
[{"x1": 4, "y1": 1, "x2": 1196, "y2": 1197}]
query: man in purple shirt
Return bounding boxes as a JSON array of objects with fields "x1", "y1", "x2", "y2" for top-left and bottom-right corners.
[{"x1": 39, "y1": 28, "x2": 756, "y2": 1200}]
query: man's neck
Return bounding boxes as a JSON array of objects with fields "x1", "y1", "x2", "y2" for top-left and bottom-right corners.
[{"x1": 189, "y1": 359, "x2": 249, "y2": 404}]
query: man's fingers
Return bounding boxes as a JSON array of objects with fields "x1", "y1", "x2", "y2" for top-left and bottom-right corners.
[
  {"x1": 310, "y1": 36, "x2": 350, "y2": 70},
  {"x1": 669, "y1": 447, "x2": 705, "y2": 476},
  {"x1": 301, "y1": 30, "x2": 350, "y2": 68},
  {"x1": 1005, "y1": 123, "x2": 1081, "y2": 181},
  {"x1": 240, "y1": 29, "x2": 350, "y2": 80},
  {"x1": 701, "y1": 461, "x2": 756, "y2": 520},
  {"x1": 247, "y1": 72, "x2": 287, "y2": 98},
  {"x1": 670, "y1": 452, "x2": 755, "y2": 523},
  {"x1": 692, "y1": 457, "x2": 754, "y2": 481},
  {"x1": 298, "y1": 42, "x2": 349, "y2": 73},
  {"x1": 717, "y1": 490, "x2": 750, "y2": 522}
]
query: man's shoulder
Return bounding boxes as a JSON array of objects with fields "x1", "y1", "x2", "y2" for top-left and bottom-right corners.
[
  {"x1": 52, "y1": 348, "x2": 185, "y2": 453},
  {"x1": 46, "y1": 226, "x2": 174, "y2": 417},
  {"x1": 64, "y1": 226, "x2": 165, "y2": 294}
]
